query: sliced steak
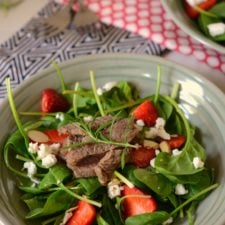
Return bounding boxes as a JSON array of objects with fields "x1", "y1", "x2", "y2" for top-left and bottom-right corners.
[
  {"x1": 58, "y1": 115, "x2": 140, "y2": 185},
  {"x1": 103, "y1": 118, "x2": 139, "y2": 143},
  {"x1": 94, "y1": 148, "x2": 123, "y2": 185}
]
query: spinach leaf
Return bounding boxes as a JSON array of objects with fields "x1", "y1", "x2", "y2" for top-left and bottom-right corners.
[
  {"x1": 102, "y1": 81, "x2": 138, "y2": 114},
  {"x1": 23, "y1": 194, "x2": 46, "y2": 211},
  {"x1": 25, "y1": 189, "x2": 72, "y2": 219},
  {"x1": 39, "y1": 164, "x2": 72, "y2": 190},
  {"x1": 76, "y1": 177, "x2": 101, "y2": 195},
  {"x1": 166, "y1": 169, "x2": 210, "y2": 185},
  {"x1": 117, "y1": 81, "x2": 139, "y2": 101},
  {"x1": 210, "y1": 2, "x2": 225, "y2": 18},
  {"x1": 122, "y1": 165, "x2": 149, "y2": 191},
  {"x1": 40, "y1": 113, "x2": 75, "y2": 129},
  {"x1": 101, "y1": 194, "x2": 123, "y2": 225},
  {"x1": 4, "y1": 128, "x2": 29, "y2": 156},
  {"x1": 155, "y1": 138, "x2": 205, "y2": 176},
  {"x1": 125, "y1": 211, "x2": 170, "y2": 225},
  {"x1": 20, "y1": 186, "x2": 45, "y2": 194},
  {"x1": 134, "y1": 169, "x2": 173, "y2": 198},
  {"x1": 185, "y1": 170, "x2": 213, "y2": 200},
  {"x1": 4, "y1": 129, "x2": 30, "y2": 177},
  {"x1": 198, "y1": 13, "x2": 225, "y2": 42},
  {"x1": 156, "y1": 98, "x2": 174, "y2": 121},
  {"x1": 97, "y1": 215, "x2": 110, "y2": 225}
]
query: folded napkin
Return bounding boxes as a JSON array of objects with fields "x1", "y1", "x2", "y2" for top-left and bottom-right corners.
[
  {"x1": 81, "y1": 0, "x2": 225, "y2": 73},
  {"x1": 0, "y1": 1, "x2": 165, "y2": 100}
]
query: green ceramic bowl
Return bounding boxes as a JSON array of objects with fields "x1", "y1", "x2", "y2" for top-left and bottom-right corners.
[
  {"x1": 0, "y1": 54, "x2": 225, "y2": 225},
  {"x1": 160, "y1": 0, "x2": 225, "y2": 54}
]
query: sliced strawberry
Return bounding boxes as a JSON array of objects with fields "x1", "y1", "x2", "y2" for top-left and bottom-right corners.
[
  {"x1": 122, "y1": 185, "x2": 157, "y2": 218},
  {"x1": 67, "y1": 200, "x2": 96, "y2": 225},
  {"x1": 167, "y1": 135, "x2": 186, "y2": 149},
  {"x1": 133, "y1": 100, "x2": 158, "y2": 126},
  {"x1": 130, "y1": 146, "x2": 156, "y2": 168},
  {"x1": 184, "y1": 0, "x2": 217, "y2": 19},
  {"x1": 41, "y1": 88, "x2": 70, "y2": 113},
  {"x1": 44, "y1": 129, "x2": 68, "y2": 145}
]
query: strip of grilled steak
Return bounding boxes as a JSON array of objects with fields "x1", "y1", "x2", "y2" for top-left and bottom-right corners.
[{"x1": 58, "y1": 116, "x2": 139, "y2": 185}]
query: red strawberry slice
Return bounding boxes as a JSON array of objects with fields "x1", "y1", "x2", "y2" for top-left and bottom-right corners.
[
  {"x1": 130, "y1": 146, "x2": 156, "y2": 168},
  {"x1": 167, "y1": 135, "x2": 186, "y2": 149},
  {"x1": 184, "y1": 0, "x2": 217, "y2": 19},
  {"x1": 122, "y1": 185, "x2": 157, "y2": 218},
  {"x1": 41, "y1": 88, "x2": 70, "y2": 113},
  {"x1": 133, "y1": 100, "x2": 158, "y2": 126},
  {"x1": 67, "y1": 200, "x2": 96, "y2": 225},
  {"x1": 44, "y1": 129, "x2": 68, "y2": 145}
]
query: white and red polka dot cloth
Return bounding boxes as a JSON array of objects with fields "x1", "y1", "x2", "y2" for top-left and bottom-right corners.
[{"x1": 59, "y1": 0, "x2": 225, "y2": 73}]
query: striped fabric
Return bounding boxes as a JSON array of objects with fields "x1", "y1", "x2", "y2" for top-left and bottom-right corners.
[{"x1": 0, "y1": 1, "x2": 165, "y2": 100}]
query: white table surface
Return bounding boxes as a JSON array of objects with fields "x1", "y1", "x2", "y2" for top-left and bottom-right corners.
[{"x1": 0, "y1": 0, "x2": 225, "y2": 96}]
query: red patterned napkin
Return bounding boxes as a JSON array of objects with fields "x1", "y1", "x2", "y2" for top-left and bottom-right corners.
[{"x1": 58, "y1": 0, "x2": 225, "y2": 73}]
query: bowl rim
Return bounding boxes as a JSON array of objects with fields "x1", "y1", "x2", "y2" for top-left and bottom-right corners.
[
  {"x1": 160, "y1": 0, "x2": 225, "y2": 55},
  {"x1": 1, "y1": 53, "x2": 225, "y2": 107}
]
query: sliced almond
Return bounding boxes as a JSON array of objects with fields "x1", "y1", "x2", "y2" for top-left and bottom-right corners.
[
  {"x1": 159, "y1": 141, "x2": 171, "y2": 153},
  {"x1": 27, "y1": 130, "x2": 49, "y2": 143},
  {"x1": 143, "y1": 140, "x2": 159, "y2": 149}
]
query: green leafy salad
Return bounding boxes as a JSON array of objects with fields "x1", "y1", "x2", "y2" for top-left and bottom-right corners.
[
  {"x1": 184, "y1": 0, "x2": 225, "y2": 45},
  {"x1": 4, "y1": 64, "x2": 218, "y2": 225}
]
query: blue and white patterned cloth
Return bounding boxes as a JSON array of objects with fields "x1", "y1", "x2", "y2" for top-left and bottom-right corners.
[{"x1": 0, "y1": 1, "x2": 165, "y2": 100}]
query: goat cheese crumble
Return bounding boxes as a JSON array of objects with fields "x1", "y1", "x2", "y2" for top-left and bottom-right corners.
[
  {"x1": 186, "y1": 0, "x2": 206, "y2": 7},
  {"x1": 193, "y1": 157, "x2": 204, "y2": 169},
  {"x1": 208, "y1": 22, "x2": 225, "y2": 37},
  {"x1": 145, "y1": 117, "x2": 170, "y2": 140},
  {"x1": 56, "y1": 112, "x2": 65, "y2": 121},
  {"x1": 23, "y1": 161, "x2": 37, "y2": 178},
  {"x1": 28, "y1": 142, "x2": 39, "y2": 154},
  {"x1": 107, "y1": 178, "x2": 122, "y2": 199},
  {"x1": 175, "y1": 184, "x2": 188, "y2": 195},
  {"x1": 42, "y1": 154, "x2": 58, "y2": 168}
]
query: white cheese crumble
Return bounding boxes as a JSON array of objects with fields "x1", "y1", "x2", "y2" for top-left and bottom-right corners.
[
  {"x1": 163, "y1": 217, "x2": 174, "y2": 225},
  {"x1": 193, "y1": 157, "x2": 204, "y2": 169},
  {"x1": 23, "y1": 161, "x2": 37, "y2": 178},
  {"x1": 150, "y1": 158, "x2": 156, "y2": 168},
  {"x1": 136, "y1": 119, "x2": 145, "y2": 127},
  {"x1": 42, "y1": 154, "x2": 58, "y2": 168},
  {"x1": 50, "y1": 143, "x2": 61, "y2": 151},
  {"x1": 186, "y1": 0, "x2": 206, "y2": 7},
  {"x1": 28, "y1": 142, "x2": 39, "y2": 154},
  {"x1": 145, "y1": 117, "x2": 170, "y2": 140},
  {"x1": 37, "y1": 144, "x2": 52, "y2": 160},
  {"x1": 208, "y1": 22, "x2": 225, "y2": 37},
  {"x1": 83, "y1": 115, "x2": 94, "y2": 122},
  {"x1": 29, "y1": 143, "x2": 60, "y2": 168},
  {"x1": 155, "y1": 149, "x2": 160, "y2": 155},
  {"x1": 172, "y1": 149, "x2": 182, "y2": 157},
  {"x1": 175, "y1": 184, "x2": 188, "y2": 195},
  {"x1": 107, "y1": 178, "x2": 122, "y2": 199},
  {"x1": 103, "y1": 81, "x2": 117, "y2": 91},
  {"x1": 97, "y1": 88, "x2": 103, "y2": 96},
  {"x1": 56, "y1": 112, "x2": 65, "y2": 121}
]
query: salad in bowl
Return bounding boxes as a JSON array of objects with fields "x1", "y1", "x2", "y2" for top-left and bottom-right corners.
[
  {"x1": 184, "y1": 0, "x2": 225, "y2": 44},
  {"x1": 2, "y1": 57, "x2": 218, "y2": 225},
  {"x1": 160, "y1": 0, "x2": 225, "y2": 54}
]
